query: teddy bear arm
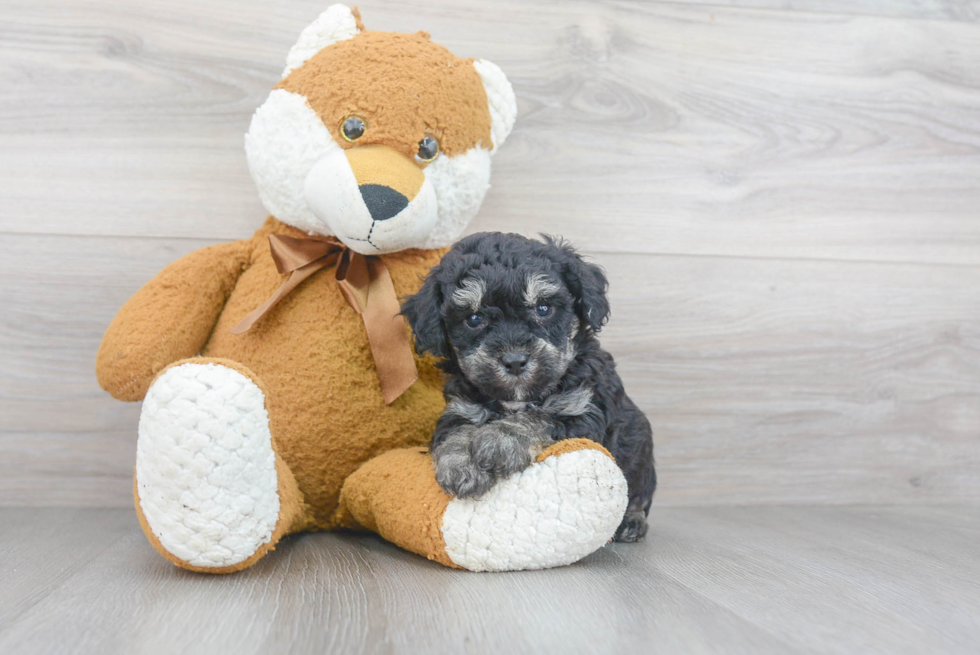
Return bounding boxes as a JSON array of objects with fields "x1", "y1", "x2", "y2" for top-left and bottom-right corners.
[{"x1": 95, "y1": 239, "x2": 254, "y2": 401}]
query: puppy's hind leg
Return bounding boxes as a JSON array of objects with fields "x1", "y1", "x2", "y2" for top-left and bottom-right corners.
[
  {"x1": 614, "y1": 510, "x2": 649, "y2": 543},
  {"x1": 613, "y1": 452, "x2": 656, "y2": 543},
  {"x1": 611, "y1": 401, "x2": 657, "y2": 543}
]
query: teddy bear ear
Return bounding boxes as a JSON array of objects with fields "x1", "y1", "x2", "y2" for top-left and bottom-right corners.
[
  {"x1": 281, "y1": 4, "x2": 362, "y2": 79},
  {"x1": 473, "y1": 59, "x2": 517, "y2": 154}
]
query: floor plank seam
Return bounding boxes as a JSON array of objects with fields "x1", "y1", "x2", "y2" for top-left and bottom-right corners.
[{"x1": 3, "y1": 229, "x2": 980, "y2": 272}]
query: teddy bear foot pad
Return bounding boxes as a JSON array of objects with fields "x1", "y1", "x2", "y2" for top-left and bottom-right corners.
[
  {"x1": 440, "y1": 443, "x2": 629, "y2": 571},
  {"x1": 135, "y1": 362, "x2": 281, "y2": 569}
]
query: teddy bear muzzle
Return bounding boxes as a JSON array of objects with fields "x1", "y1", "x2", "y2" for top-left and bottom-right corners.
[{"x1": 304, "y1": 144, "x2": 438, "y2": 255}]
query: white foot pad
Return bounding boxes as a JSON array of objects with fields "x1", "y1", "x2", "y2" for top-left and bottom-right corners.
[
  {"x1": 136, "y1": 363, "x2": 280, "y2": 568},
  {"x1": 440, "y1": 449, "x2": 629, "y2": 572}
]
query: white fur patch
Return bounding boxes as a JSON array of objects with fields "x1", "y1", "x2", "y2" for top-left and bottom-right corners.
[
  {"x1": 474, "y1": 59, "x2": 517, "y2": 154},
  {"x1": 282, "y1": 4, "x2": 360, "y2": 78},
  {"x1": 422, "y1": 147, "x2": 492, "y2": 249},
  {"x1": 136, "y1": 363, "x2": 280, "y2": 568},
  {"x1": 451, "y1": 277, "x2": 486, "y2": 311},
  {"x1": 524, "y1": 273, "x2": 560, "y2": 306},
  {"x1": 245, "y1": 89, "x2": 340, "y2": 236},
  {"x1": 441, "y1": 448, "x2": 628, "y2": 571}
]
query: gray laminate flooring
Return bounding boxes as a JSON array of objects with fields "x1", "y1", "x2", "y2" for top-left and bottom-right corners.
[{"x1": 1, "y1": 506, "x2": 977, "y2": 654}]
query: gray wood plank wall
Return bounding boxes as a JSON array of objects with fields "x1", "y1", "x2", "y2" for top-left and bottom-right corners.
[{"x1": 1, "y1": 0, "x2": 978, "y2": 507}]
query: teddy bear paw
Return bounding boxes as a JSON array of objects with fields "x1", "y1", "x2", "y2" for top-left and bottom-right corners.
[
  {"x1": 439, "y1": 443, "x2": 628, "y2": 572},
  {"x1": 135, "y1": 362, "x2": 281, "y2": 568}
]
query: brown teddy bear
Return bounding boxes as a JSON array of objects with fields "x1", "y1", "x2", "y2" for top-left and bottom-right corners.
[{"x1": 96, "y1": 4, "x2": 629, "y2": 573}]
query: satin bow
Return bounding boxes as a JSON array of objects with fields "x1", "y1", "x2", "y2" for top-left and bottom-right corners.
[{"x1": 230, "y1": 234, "x2": 418, "y2": 405}]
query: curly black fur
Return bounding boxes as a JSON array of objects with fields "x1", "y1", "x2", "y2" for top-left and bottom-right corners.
[{"x1": 401, "y1": 232, "x2": 656, "y2": 542}]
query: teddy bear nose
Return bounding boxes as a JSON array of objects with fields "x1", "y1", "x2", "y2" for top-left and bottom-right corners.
[{"x1": 359, "y1": 184, "x2": 409, "y2": 221}]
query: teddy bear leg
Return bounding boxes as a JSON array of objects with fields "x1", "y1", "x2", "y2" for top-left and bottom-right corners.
[
  {"x1": 134, "y1": 357, "x2": 309, "y2": 574},
  {"x1": 337, "y1": 439, "x2": 629, "y2": 571}
]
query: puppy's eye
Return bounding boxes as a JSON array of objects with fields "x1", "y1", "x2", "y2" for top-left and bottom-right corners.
[
  {"x1": 416, "y1": 134, "x2": 440, "y2": 163},
  {"x1": 535, "y1": 304, "x2": 553, "y2": 318},
  {"x1": 341, "y1": 116, "x2": 366, "y2": 142},
  {"x1": 464, "y1": 314, "x2": 483, "y2": 329}
]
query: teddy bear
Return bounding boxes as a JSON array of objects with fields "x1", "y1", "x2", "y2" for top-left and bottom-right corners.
[{"x1": 95, "y1": 4, "x2": 629, "y2": 573}]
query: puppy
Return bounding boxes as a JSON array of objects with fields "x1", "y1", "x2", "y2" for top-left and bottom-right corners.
[{"x1": 401, "y1": 232, "x2": 656, "y2": 542}]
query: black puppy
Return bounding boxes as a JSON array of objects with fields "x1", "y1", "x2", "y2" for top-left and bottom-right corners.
[{"x1": 401, "y1": 232, "x2": 656, "y2": 542}]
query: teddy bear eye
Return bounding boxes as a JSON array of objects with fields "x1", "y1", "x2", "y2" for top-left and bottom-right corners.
[
  {"x1": 416, "y1": 134, "x2": 440, "y2": 163},
  {"x1": 341, "y1": 116, "x2": 366, "y2": 142}
]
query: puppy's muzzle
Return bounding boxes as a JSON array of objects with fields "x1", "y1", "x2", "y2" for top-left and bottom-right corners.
[{"x1": 347, "y1": 146, "x2": 425, "y2": 222}]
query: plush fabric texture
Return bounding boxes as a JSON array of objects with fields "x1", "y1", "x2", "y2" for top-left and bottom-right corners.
[
  {"x1": 136, "y1": 361, "x2": 281, "y2": 568},
  {"x1": 282, "y1": 3, "x2": 361, "y2": 78},
  {"x1": 134, "y1": 358, "x2": 310, "y2": 575},
  {"x1": 473, "y1": 59, "x2": 517, "y2": 155},
  {"x1": 99, "y1": 217, "x2": 449, "y2": 529},
  {"x1": 245, "y1": 89, "x2": 340, "y2": 237},
  {"x1": 534, "y1": 437, "x2": 613, "y2": 462},
  {"x1": 96, "y1": 240, "x2": 254, "y2": 402},
  {"x1": 441, "y1": 439, "x2": 628, "y2": 572},
  {"x1": 420, "y1": 147, "x2": 492, "y2": 250},
  {"x1": 338, "y1": 447, "x2": 459, "y2": 568},
  {"x1": 135, "y1": 452, "x2": 310, "y2": 575},
  {"x1": 98, "y1": 5, "x2": 627, "y2": 573},
  {"x1": 245, "y1": 5, "x2": 516, "y2": 253},
  {"x1": 336, "y1": 439, "x2": 626, "y2": 572},
  {"x1": 346, "y1": 144, "x2": 426, "y2": 200},
  {"x1": 278, "y1": 30, "x2": 493, "y2": 161}
]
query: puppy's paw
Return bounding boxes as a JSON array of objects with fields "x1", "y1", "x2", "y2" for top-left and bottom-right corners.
[
  {"x1": 470, "y1": 429, "x2": 532, "y2": 478},
  {"x1": 435, "y1": 451, "x2": 495, "y2": 499},
  {"x1": 613, "y1": 510, "x2": 649, "y2": 543}
]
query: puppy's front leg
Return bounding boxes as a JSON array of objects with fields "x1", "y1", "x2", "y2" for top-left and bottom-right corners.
[
  {"x1": 432, "y1": 422, "x2": 496, "y2": 499},
  {"x1": 470, "y1": 411, "x2": 553, "y2": 479}
]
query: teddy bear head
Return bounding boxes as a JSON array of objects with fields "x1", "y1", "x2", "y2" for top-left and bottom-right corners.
[{"x1": 245, "y1": 4, "x2": 517, "y2": 254}]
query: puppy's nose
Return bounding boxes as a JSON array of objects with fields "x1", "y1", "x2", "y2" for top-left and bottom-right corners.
[
  {"x1": 359, "y1": 184, "x2": 408, "y2": 221},
  {"x1": 501, "y1": 352, "x2": 529, "y2": 376}
]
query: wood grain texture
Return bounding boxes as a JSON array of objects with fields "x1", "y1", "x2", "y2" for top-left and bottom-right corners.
[
  {"x1": 1, "y1": 0, "x2": 980, "y2": 264},
  {"x1": 0, "y1": 508, "x2": 134, "y2": 630},
  {"x1": 668, "y1": 0, "x2": 980, "y2": 22},
  {"x1": 1, "y1": 233, "x2": 977, "y2": 507},
  {"x1": 601, "y1": 252, "x2": 980, "y2": 505},
  {"x1": 0, "y1": 506, "x2": 977, "y2": 654}
]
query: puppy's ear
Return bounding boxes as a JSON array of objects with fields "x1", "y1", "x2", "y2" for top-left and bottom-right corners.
[
  {"x1": 401, "y1": 272, "x2": 450, "y2": 359},
  {"x1": 546, "y1": 236, "x2": 610, "y2": 334}
]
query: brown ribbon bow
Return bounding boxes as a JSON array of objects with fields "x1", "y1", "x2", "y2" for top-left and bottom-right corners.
[{"x1": 230, "y1": 234, "x2": 418, "y2": 405}]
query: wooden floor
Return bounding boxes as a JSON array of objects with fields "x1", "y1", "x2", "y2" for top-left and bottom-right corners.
[{"x1": 0, "y1": 506, "x2": 977, "y2": 654}]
